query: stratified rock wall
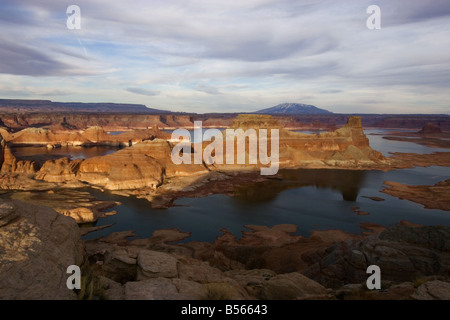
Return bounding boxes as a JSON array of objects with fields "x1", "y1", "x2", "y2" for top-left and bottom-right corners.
[
  {"x1": 77, "y1": 139, "x2": 208, "y2": 190},
  {"x1": 0, "y1": 134, "x2": 38, "y2": 174}
]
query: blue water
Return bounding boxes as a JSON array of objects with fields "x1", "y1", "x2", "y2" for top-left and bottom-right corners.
[
  {"x1": 82, "y1": 165, "x2": 450, "y2": 242},
  {"x1": 15, "y1": 127, "x2": 447, "y2": 242},
  {"x1": 82, "y1": 128, "x2": 450, "y2": 242},
  {"x1": 364, "y1": 129, "x2": 449, "y2": 156},
  {"x1": 107, "y1": 131, "x2": 125, "y2": 136}
]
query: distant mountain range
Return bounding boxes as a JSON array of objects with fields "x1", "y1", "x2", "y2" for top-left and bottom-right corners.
[
  {"x1": 0, "y1": 99, "x2": 170, "y2": 114},
  {"x1": 0, "y1": 99, "x2": 334, "y2": 115},
  {"x1": 256, "y1": 103, "x2": 333, "y2": 115}
]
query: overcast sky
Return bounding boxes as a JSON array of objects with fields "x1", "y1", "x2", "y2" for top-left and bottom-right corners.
[{"x1": 0, "y1": 0, "x2": 449, "y2": 114}]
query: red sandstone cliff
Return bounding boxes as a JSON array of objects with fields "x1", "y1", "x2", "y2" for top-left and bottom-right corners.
[
  {"x1": 0, "y1": 134, "x2": 38, "y2": 174},
  {"x1": 2, "y1": 115, "x2": 387, "y2": 193},
  {"x1": 206, "y1": 115, "x2": 384, "y2": 173},
  {"x1": 76, "y1": 139, "x2": 208, "y2": 190},
  {"x1": 4, "y1": 126, "x2": 170, "y2": 148}
]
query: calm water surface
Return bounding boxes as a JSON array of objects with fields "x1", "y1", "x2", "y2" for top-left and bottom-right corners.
[
  {"x1": 81, "y1": 129, "x2": 450, "y2": 241},
  {"x1": 9, "y1": 128, "x2": 449, "y2": 242}
]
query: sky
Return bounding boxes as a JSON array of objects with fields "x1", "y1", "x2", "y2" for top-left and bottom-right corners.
[{"x1": 0, "y1": 0, "x2": 449, "y2": 114}]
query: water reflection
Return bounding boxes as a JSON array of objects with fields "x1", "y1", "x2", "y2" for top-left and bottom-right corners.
[{"x1": 234, "y1": 169, "x2": 367, "y2": 202}]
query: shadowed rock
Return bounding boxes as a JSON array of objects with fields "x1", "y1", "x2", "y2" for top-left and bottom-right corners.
[{"x1": 0, "y1": 200, "x2": 84, "y2": 299}]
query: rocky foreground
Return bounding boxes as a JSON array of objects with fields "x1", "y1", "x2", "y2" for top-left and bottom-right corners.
[{"x1": 1, "y1": 199, "x2": 449, "y2": 300}]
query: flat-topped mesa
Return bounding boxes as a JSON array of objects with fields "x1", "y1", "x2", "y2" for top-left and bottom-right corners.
[
  {"x1": 77, "y1": 139, "x2": 208, "y2": 190},
  {"x1": 419, "y1": 122, "x2": 442, "y2": 135},
  {"x1": 213, "y1": 115, "x2": 384, "y2": 169},
  {"x1": 6, "y1": 127, "x2": 85, "y2": 147},
  {"x1": 4, "y1": 126, "x2": 170, "y2": 148},
  {"x1": 282, "y1": 116, "x2": 384, "y2": 164},
  {"x1": 230, "y1": 114, "x2": 283, "y2": 130},
  {"x1": 81, "y1": 126, "x2": 109, "y2": 143}
]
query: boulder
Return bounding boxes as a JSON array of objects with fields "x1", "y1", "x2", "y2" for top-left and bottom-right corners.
[
  {"x1": 137, "y1": 250, "x2": 178, "y2": 280},
  {"x1": 0, "y1": 200, "x2": 85, "y2": 299},
  {"x1": 0, "y1": 201, "x2": 18, "y2": 227},
  {"x1": 226, "y1": 269, "x2": 330, "y2": 300},
  {"x1": 124, "y1": 278, "x2": 179, "y2": 300},
  {"x1": 412, "y1": 280, "x2": 450, "y2": 300}
]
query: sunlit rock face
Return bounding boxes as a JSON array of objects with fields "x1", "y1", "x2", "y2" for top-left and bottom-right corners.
[
  {"x1": 0, "y1": 115, "x2": 386, "y2": 193},
  {"x1": 207, "y1": 115, "x2": 385, "y2": 173},
  {"x1": 77, "y1": 139, "x2": 208, "y2": 190},
  {"x1": 0, "y1": 134, "x2": 38, "y2": 174}
]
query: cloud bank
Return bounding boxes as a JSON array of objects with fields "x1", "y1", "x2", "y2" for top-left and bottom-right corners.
[{"x1": 0, "y1": 0, "x2": 449, "y2": 114}]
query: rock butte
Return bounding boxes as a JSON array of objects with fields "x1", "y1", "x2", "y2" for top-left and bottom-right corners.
[
  {"x1": 1, "y1": 113, "x2": 450, "y2": 300},
  {"x1": 0, "y1": 114, "x2": 448, "y2": 221},
  {"x1": 0, "y1": 115, "x2": 393, "y2": 213}
]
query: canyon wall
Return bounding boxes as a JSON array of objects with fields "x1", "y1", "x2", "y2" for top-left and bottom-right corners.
[
  {"x1": 1, "y1": 115, "x2": 387, "y2": 194},
  {"x1": 2, "y1": 126, "x2": 170, "y2": 148},
  {"x1": 1, "y1": 113, "x2": 449, "y2": 132},
  {"x1": 208, "y1": 115, "x2": 385, "y2": 173}
]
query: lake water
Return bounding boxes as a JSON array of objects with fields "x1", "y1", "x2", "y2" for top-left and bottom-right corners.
[
  {"x1": 81, "y1": 165, "x2": 450, "y2": 242},
  {"x1": 365, "y1": 129, "x2": 449, "y2": 156},
  {"x1": 79, "y1": 129, "x2": 450, "y2": 242},
  {"x1": 8, "y1": 128, "x2": 449, "y2": 242}
]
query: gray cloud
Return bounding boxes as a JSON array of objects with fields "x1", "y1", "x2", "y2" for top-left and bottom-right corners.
[
  {"x1": 194, "y1": 83, "x2": 221, "y2": 95},
  {"x1": 126, "y1": 87, "x2": 160, "y2": 96},
  {"x1": 0, "y1": 39, "x2": 71, "y2": 76},
  {"x1": 199, "y1": 36, "x2": 338, "y2": 62},
  {"x1": 380, "y1": 0, "x2": 450, "y2": 26},
  {"x1": 0, "y1": 0, "x2": 449, "y2": 113},
  {"x1": 320, "y1": 89, "x2": 342, "y2": 94}
]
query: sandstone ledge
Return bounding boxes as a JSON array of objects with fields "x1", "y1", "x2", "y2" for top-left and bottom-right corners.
[
  {"x1": 382, "y1": 180, "x2": 450, "y2": 211},
  {"x1": 0, "y1": 199, "x2": 85, "y2": 299}
]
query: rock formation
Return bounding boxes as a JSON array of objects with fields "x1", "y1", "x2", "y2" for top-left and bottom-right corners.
[
  {"x1": 419, "y1": 122, "x2": 442, "y2": 135},
  {"x1": 208, "y1": 115, "x2": 386, "y2": 172},
  {"x1": 4, "y1": 126, "x2": 170, "y2": 148},
  {"x1": 10, "y1": 190, "x2": 118, "y2": 223},
  {"x1": 77, "y1": 139, "x2": 208, "y2": 190},
  {"x1": 35, "y1": 158, "x2": 83, "y2": 182},
  {"x1": 173, "y1": 223, "x2": 450, "y2": 293},
  {"x1": 2, "y1": 110, "x2": 449, "y2": 131},
  {"x1": 2, "y1": 198, "x2": 450, "y2": 300},
  {"x1": 84, "y1": 227, "x2": 332, "y2": 300},
  {"x1": 0, "y1": 115, "x2": 390, "y2": 206},
  {"x1": 0, "y1": 200, "x2": 84, "y2": 299},
  {"x1": 382, "y1": 180, "x2": 450, "y2": 211},
  {"x1": 0, "y1": 134, "x2": 38, "y2": 174},
  {"x1": 79, "y1": 223, "x2": 450, "y2": 300}
]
